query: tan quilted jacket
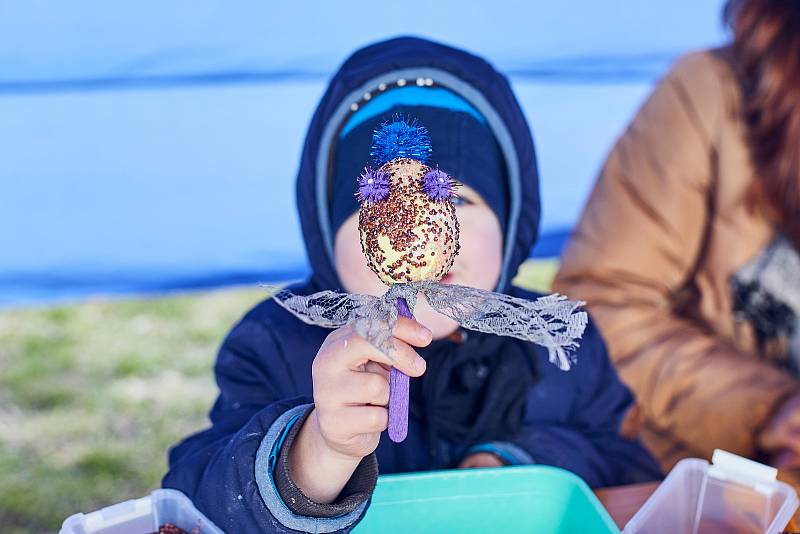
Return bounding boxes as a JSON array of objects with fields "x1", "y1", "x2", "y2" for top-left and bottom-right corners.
[{"x1": 554, "y1": 48, "x2": 798, "y2": 470}]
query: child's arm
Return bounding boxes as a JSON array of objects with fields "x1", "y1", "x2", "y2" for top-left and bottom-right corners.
[
  {"x1": 285, "y1": 318, "x2": 428, "y2": 503},
  {"x1": 560, "y1": 321, "x2": 663, "y2": 485},
  {"x1": 468, "y1": 321, "x2": 662, "y2": 487},
  {"x1": 162, "y1": 312, "x2": 428, "y2": 533},
  {"x1": 162, "y1": 317, "x2": 331, "y2": 533}
]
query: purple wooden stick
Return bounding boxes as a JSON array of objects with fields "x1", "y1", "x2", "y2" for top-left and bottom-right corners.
[{"x1": 388, "y1": 297, "x2": 413, "y2": 442}]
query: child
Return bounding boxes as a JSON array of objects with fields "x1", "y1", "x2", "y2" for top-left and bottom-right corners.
[{"x1": 163, "y1": 37, "x2": 660, "y2": 533}]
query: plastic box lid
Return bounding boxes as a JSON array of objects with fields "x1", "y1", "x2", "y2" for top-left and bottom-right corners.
[
  {"x1": 354, "y1": 465, "x2": 621, "y2": 533},
  {"x1": 60, "y1": 489, "x2": 223, "y2": 534},
  {"x1": 624, "y1": 449, "x2": 799, "y2": 534}
]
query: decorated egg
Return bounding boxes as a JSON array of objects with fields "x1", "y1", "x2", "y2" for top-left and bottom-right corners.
[{"x1": 358, "y1": 157, "x2": 460, "y2": 285}]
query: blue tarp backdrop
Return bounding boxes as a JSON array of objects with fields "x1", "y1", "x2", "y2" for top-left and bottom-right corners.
[{"x1": 0, "y1": 1, "x2": 727, "y2": 306}]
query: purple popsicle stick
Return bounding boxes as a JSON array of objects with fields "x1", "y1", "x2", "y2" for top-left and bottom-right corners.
[{"x1": 388, "y1": 297, "x2": 413, "y2": 442}]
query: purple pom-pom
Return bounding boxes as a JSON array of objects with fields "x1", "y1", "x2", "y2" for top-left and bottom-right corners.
[
  {"x1": 422, "y1": 169, "x2": 454, "y2": 202},
  {"x1": 356, "y1": 167, "x2": 389, "y2": 203},
  {"x1": 370, "y1": 116, "x2": 432, "y2": 166}
]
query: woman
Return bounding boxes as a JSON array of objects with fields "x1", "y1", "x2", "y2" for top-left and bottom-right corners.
[{"x1": 554, "y1": 0, "x2": 800, "y2": 473}]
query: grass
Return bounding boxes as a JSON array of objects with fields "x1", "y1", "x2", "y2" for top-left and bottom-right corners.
[{"x1": 0, "y1": 260, "x2": 556, "y2": 533}]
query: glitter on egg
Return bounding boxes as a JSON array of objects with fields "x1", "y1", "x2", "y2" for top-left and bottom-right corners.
[{"x1": 359, "y1": 159, "x2": 459, "y2": 285}]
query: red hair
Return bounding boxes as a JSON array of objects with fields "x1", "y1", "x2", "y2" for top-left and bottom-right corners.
[{"x1": 726, "y1": 0, "x2": 800, "y2": 246}]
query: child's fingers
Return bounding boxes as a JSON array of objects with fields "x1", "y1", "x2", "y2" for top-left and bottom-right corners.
[
  {"x1": 343, "y1": 405, "x2": 389, "y2": 435},
  {"x1": 329, "y1": 330, "x2": 426, "y2": 378},
  {"x1": 321, "y1": 405, "x2": 387, "y2": 440},
  {"x1": 392, "y1": 316, "x2": 432, "y2": 348},
  {"x1": 316, "y1": 360, "x2": 390, "y2": 407},
  {"x1": 344, "y1": 371, "x2": 390, "y2": 407},
  {"x1": 375, "y1": 337, "x2": 427, "y2": 378},
  {"x1": 457, "y1": 452, "x2": 504, "y2": 469},
  {"x1": 363, "y1": 361, "x2": 390, "y2": 381}
]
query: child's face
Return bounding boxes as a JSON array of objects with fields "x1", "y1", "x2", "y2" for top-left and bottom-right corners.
[{"x1": 334, "y1": 183, "x2": 503, "y2": 339}]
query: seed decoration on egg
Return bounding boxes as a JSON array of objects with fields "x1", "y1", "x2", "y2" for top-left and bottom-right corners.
[{"x1": 358, "y1": 157, "x2": 459, "y2": 285}]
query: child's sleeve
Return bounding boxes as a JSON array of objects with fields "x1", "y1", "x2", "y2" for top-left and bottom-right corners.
[
  {"x1": 481, "y1": 322, "x2": 662, "y2": 488},
  {"x1": 162, "y1": 316, "x2": 376, "y2": 533}
]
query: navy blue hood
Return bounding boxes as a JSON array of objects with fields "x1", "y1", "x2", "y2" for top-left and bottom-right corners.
[{"x1": 295, "y1": 36, "x2": 540, "y2": 292}]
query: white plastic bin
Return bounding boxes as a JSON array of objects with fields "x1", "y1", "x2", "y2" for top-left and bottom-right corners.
[
  {"x1": 624, "y1": 450, "x2": 798, "y2": 534},
  {"x1": 60, "y1": 489, "x2": 223, "y2": 534}
]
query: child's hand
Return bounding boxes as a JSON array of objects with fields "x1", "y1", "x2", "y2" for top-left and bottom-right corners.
[
  {"x1": 311, "y1": 316, "x2": 430, "y2": 457},
  {"x1": 457, "y1": 452, "x2": 504, "y2": 469},
  {"x1": 288, "y1": 316, "x2": 430, "y2": 503},
  {"x1": 760, "y1": 392, "x2": 800, "y2": 460}
]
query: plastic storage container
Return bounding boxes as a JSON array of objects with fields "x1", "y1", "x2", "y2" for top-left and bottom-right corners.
[
  {"x1": 624, "y1": 449, "x2": 799, "y2": 534},
  {"x1": 60, "y1": 489, "x2": 223, "y2": 534},
  {"x1": 354, "y1": 465, "x2": 620, "y2": 533}
]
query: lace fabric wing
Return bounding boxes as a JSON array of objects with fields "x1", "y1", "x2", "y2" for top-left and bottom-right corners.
[
  {"x1": 271, "y1": 287, "x2": 401, "y2": 357},
  {"x1": 270, "y1": 283, "x2": 588, "y2": 369},
  {"x1": 422, "y1": 283, "x2": 588, "y2": 370},
  {"x1": 271, "y1": 288, "x2": 376, "y2": 328}
]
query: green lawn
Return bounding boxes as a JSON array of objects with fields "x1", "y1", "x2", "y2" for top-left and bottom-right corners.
[{"x1": 0, "y1": 260, "x2": 556, "y2": 533}]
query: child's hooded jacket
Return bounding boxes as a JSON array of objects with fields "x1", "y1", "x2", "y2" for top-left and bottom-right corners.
[{"x1": 162, "y1": 36, "x2": 660, "y2": 534}]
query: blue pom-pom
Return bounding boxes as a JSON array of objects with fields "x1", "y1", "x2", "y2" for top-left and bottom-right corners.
[{"x1": 370, "y1": 116, "x2": 432, "y2": 166}]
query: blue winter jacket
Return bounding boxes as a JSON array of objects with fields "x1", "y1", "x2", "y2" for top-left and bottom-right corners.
[{"x1": 162, "y1": 36, "x2": 661, "y2": 533}]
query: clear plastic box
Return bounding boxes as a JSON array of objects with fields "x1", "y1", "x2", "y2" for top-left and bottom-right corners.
[
  {"x1": 60, "y1": 489, "x2": 223, "y2": 534},
  {"x1": 624, "y1": 450, "x2": 799, "y2": 534}
]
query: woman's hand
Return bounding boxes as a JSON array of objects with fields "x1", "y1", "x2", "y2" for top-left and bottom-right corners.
[
  {"x1": 288, "y1": 317, "x2": 430, "y2": 503},
  {"x1": 759, "y1": 392, "x2": 800, "y2": 465}
]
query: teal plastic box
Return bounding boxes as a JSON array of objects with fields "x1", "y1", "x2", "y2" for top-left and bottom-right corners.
[{"x1": 354, "y1": 465, "x2": 620, "y2": 534}]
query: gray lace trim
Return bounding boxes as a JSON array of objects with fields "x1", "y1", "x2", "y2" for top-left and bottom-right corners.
[{"x1": 270, "y1": 282, "x2": 587, "y2": 371}]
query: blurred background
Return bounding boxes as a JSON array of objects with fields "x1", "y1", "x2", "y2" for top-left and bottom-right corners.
[{"x1": 0, "y1": 1, "x2": 726, "y2": 531}]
